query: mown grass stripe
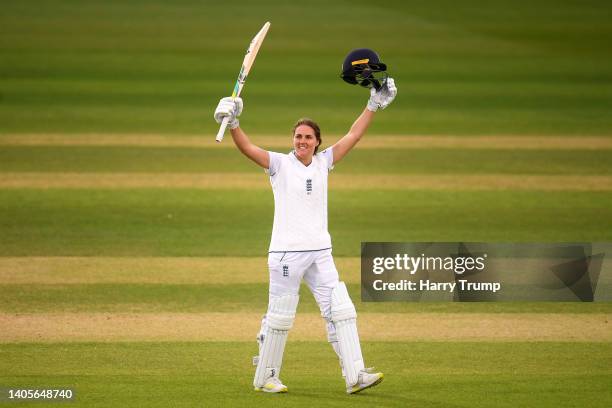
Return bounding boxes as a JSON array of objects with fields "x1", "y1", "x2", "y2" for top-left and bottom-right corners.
[
  {"x1": 1, "y1": 312, "x2": 609, "y2": 343},
  {"x1": 3, "y1": 146, "x2": 610, "y2": 174},
  {"x1": 0, "y1": 257, "x2": 360, "y2": 284},
  {"x1": 2, "y1": 189, "x2": 611, "y2": 257},
  {"x1": 1, "y1": 342, "x2": 609, "y2": 408},
  {"x1": 1, "y1": 282, "x2": 610, "y2": 314},
  {"x1": 2, "y1": 173, "x2": 612, "y2": 190},
  {"x1": 2, "y1": 134, "x2": 612, "y2": 149}
]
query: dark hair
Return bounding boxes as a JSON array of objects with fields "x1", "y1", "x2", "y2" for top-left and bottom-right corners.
[{"x1": 292, "y1": 118, "x2": 322, "y2": 154}]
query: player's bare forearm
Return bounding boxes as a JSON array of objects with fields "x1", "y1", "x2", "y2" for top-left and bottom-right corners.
[
  {"x1": 349, "y1": 107, "x2": 375, "y2": 140},
  {"x1": 230, "y1": 126, "x2": 270, "y2": 169},
  {"x1": 332, "y1": 108, "x2": 375, "y2": 164}
]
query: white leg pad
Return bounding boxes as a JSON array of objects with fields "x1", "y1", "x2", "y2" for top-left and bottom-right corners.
[
  {"x1": 253, "y1": 294, "x2": 299, "y2": 388},
  {"x1": 331, "y1": 282, "x2": 365, "y2": 386}
]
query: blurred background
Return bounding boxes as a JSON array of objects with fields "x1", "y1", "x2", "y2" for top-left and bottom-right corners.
[{"x1": 2, "y1": 0, "x2": 612, "y2": 135}]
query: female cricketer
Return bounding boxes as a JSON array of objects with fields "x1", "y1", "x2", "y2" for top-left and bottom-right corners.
[{"x1": 214, "y1": 65, "x2": 396, "y2": 394}]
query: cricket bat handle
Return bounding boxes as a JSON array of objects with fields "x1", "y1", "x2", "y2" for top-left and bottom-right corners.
[{"x1": 216, "y1": 116, "x2": 230, "y2": 142}]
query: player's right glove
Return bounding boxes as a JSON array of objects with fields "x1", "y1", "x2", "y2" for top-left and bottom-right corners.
[
  {"x1": 367, "y1": 77, "x2": 397, "y2": 112},
  {"x1": 214, "y1": 97, "x2": 243, "y2": 129}
]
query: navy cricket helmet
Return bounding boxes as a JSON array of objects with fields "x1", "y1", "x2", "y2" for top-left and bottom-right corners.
[{"x1": 341, "y1": 48, "x2": 387, "y2": 90}]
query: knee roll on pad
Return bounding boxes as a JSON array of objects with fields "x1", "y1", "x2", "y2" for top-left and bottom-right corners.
[
  {"x1": 253, "y1": 294, "x2": 299, "y2": 387},
  {"x1": 331, "y1": 282, "x2": 365, "y2": 386},
  {"x1": 331, "y1": 282, "x2": 357, "y2": 321},
  {"x1": 266, "y1": 308, "x2": 295, "y2": 331}
]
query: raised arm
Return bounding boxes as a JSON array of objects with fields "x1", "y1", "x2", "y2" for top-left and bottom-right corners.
[
  {"x1": 214, "y1": 96, "x2": 269, "y2": 169},
  {"x1": 332, "y1": 108, "x2": 375, "y2": 165},
  {"x1": 331, "y1": 78, "x2": 397, "y2": 165},
  {"x1": 230, "y1": 126, "x2": 269, "y2": 169}
]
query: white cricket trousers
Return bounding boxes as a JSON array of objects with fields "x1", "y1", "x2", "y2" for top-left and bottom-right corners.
[{"x1": 262, "y1": 248, "x2": 339, "y2": 342}]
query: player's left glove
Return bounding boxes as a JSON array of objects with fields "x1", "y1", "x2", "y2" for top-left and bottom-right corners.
[
  {"x1": 367, "y1": 77, "x2": 397, "y2": 112},
  {"x1": 214, "y1": 97, "x2": 243, "y2": 129}
]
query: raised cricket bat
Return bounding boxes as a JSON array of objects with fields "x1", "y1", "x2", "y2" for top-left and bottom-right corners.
[{"x1": 216, "y1": 22, "x2": 271, "y2": 142}]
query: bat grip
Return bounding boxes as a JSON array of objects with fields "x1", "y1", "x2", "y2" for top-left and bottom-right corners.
[{"x1": 215, "y1": 116, "x2": 230, "y2": 142}]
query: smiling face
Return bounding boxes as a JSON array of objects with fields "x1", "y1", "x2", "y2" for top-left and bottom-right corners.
[{"x1": 293, "y1": 124, "x2": 320, "y2": 164}]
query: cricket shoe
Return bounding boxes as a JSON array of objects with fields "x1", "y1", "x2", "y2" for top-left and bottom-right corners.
[
  {"x1": 254, "y1": 377, "x2": 288, "y2": 393},
  {"x1": 347, "y1": 368, "x2": 384, "y2": 394}
]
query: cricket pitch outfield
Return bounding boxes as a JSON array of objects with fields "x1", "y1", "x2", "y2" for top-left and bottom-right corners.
[{"x1": 2, "y1": 0, "x2": 612, "y2": 406}]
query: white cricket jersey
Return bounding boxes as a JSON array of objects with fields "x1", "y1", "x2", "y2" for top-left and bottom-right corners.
[{"x1": 266, "y1": 148, "x2": 334, "y2": 252}]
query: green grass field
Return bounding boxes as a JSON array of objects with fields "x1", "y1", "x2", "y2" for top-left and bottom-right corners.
[
  {"x1": 1, "y1": 342, "x2": 610, "y2": 407},
  {"x1": 1, "y1": 0, "x2": 611, "y2": 406},
  {"x1": 2, "y1": 0, "x2": 612, "y2": 135}
]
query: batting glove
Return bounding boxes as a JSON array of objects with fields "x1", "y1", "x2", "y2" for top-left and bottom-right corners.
[
  {"x1": 214, "y1": 97, "x2": 243, "y2": 129},
  {"x1": 367, "y1": 77, "x2": 397, "y2": 112}
]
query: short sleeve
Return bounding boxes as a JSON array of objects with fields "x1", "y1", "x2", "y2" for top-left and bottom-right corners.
[
  {"x1": 319, "y1": 148, "x2": 334, "y2": 171},
  {"x1": 265, "y1": 151, "x2": 284, "y2": 176}
]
